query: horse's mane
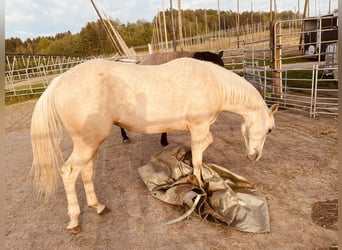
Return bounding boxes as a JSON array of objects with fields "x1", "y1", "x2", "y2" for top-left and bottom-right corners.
[{"x1": 211, "y1": 63, "x2": 268, "y2": 121}]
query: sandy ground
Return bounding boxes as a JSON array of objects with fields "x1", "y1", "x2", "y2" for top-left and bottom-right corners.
[{"x1": 5, "y1": 99, "x2": 337, "y2": 249}]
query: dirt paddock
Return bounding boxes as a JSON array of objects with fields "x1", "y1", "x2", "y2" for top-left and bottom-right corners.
[{"x1": 5, "y1": 99, "x2": 337, "y2": 249}]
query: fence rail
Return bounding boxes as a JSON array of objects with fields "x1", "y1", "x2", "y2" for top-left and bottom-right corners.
[
  {"x1": 5, "y1": 54, "x2": 337, "y2": 118},
  {"x1": 244, "y1": 64, "x2": 338, "y2": 117},
  {"x1": 4, "y1": 55, "x2": 111, "y2": 98}
]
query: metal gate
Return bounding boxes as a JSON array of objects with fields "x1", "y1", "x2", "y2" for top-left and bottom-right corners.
[{"x1": 241, "y1": 15, "x2": 338, "y2": 118}]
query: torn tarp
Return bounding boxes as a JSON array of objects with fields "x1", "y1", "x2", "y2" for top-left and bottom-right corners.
[{"x1": 138, "y1": 146, "x2": 270, "y2": 233}]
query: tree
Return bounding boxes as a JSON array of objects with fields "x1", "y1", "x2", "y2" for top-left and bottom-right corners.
[
  {"x1": 5, "y1": 37, "x2": 23, "y2": 54},
  {"x1": 36, "y1": 38, "x2": 51, "y2": 54}
]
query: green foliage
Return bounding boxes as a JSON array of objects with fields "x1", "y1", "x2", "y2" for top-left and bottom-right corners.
[
  {"x1": 118, "y1": 20, "x2": 153, "y2": 47},
  {"x1": 5, "y1": 9, "x2": 297, "y2": 57}
]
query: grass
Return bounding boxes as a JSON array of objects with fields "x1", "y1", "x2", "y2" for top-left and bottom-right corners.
[
  {"x1": 284, "y1": 70, "x2": 338, "y2": 88},
  {"x1": 5, "y1": 82, "x2": 46, "y2": 105},
  {"x1": 5, "y1": 94, "x2": 41, "y2": 105},
  {"x1": 282, "y1": 56, "x2": 315, "y2": 64}
]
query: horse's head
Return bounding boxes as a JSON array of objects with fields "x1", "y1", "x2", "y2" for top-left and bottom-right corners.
[
  {"x1": 192, "y1": 51, "x2": 225, "y2": 67},
  {"x1": 241, "y1": 104, "x2": 278, "y2": 162}
]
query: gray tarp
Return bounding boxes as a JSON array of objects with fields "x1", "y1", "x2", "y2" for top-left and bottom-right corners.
[{"x1": 138, "y1": 146, "x2": 270, "y2": 233}]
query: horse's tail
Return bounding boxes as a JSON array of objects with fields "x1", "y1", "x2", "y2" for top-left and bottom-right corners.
[{"x1": 31, "y1": 76, "x2": 64, "y2": 198}]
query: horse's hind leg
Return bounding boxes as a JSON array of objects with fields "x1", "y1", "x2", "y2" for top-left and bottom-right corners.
[
  {"x1": 120, "y1": 127, "x2": 129, "y2": 142},
  {"x1": 60, "y1": 159, "x2": 82, "y2": 233},
  {"x1": 60, "y1": 139, "x2": 101, "y2": 233},
  {"x1": 81, "y1": 154, "x2": 107, "y2": 214}
]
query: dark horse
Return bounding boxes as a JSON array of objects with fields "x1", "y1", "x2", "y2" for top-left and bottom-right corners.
[{"x1": 120, "y1": 50, "x2": 225, "y2": 146}]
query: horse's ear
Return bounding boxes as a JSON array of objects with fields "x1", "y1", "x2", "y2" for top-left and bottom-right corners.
[
  {"x1": 218, "y1": 51, "x2": 224, "y2": 58},
  {"x1": 269, "y1": 104, "x2": 279, "y2": 115}
]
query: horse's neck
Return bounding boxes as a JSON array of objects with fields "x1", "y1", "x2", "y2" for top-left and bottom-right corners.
[{"x1": 222, "y1": 83, "x2": 266, "y2": 121}]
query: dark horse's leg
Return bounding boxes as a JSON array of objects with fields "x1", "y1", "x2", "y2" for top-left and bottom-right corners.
[
  {"x1": 120, "y1": 127, "x2": 130, "y2": 142},
  {"x1": 160, "y1": 133, "x2": 168, "y2": 146},
  {"x1": 120, "y1": 127, "x2": 168, "y2": 146}
]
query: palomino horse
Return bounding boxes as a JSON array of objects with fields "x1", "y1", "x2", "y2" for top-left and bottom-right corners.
[
  {"x1": 120, "y1": 50, "x2": 225, "y2": 146},
  {"x1": 31, "y1": 58, "x2": 278, "y2": 233}
]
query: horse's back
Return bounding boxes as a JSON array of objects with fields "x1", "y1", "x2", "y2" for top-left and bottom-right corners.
[
  {"x1": 51, "y1": 58, "x2": 229, "y2": 133},
  {"x1": 53, "y1": 58, "x2": 237, "y2": 106}
]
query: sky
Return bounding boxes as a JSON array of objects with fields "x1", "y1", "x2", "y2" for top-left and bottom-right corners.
[{"x1": 5, "y1": 0, "x2": 338, "y2": 41}]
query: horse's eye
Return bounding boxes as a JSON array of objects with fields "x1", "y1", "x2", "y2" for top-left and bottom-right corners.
[{"x1": 268, "y1": 129, "x2": 272, "y2": 134}]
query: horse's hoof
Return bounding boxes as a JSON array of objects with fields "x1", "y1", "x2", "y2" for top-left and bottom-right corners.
[
  {"x1": 68, "y1": 225, "x2": 81, "y2": 234},
  {"x1": 161, "y1": 141, "x2": 169, "y2": 147},
  {"x1": 98, "y1": 206, "x2": 111, "y2": 215},
  {"x1": 123, "y1": 138, "x2": 130, "y2": 144}
]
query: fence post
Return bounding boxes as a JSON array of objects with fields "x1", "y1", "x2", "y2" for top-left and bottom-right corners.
[
  {"x1": 263, "y1": 66, "x2": 267, "y2": 100},
  {"x1": 270, "y1": 21, "x2": 282, "y2": 100},
  {"x1": 284, "y1": 69, "x2": 287, "y2": 108},
  {"x1": 310, "y1": 65, "x2": 315, "y2": 117},
  {"x1": 313, "y1": 65, "x2": 319, "y2": 118}
]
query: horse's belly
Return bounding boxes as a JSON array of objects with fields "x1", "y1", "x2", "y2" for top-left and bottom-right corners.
[{"x1": 116, "y1": 117, "x2": 188, "y2": 134}]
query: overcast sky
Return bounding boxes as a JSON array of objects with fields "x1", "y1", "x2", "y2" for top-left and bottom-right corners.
[{"x1": 5, "y1": 0, "x2": 338, "y2": 41}]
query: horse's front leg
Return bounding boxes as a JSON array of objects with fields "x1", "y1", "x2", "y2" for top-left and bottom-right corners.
[
  {"x1": 160, "y1": 133, "x2": 168, "y2": 146},
  {"x1": 190, "y1": 123, "x2": 213, "y2": 189}
]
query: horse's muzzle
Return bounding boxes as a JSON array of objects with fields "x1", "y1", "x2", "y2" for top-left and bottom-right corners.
[{"x1": 247, "y1": 151, "x2": 260, "y2": 162}]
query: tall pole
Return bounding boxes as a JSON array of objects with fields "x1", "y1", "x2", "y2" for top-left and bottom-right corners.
[
  {"x1": 217, "y1": 0, "x2": 221, "y2": 38},
  {"x1": 89, "y1": 0, "x2": 121, "y2": 54},
  {"x1": 236, "y1": 0, "x2": 240, "y2": 48},
  {"x1": 157, "y1": 10, "x2": 163, "y2": 50},
  {"x1": 162, "y1": 0, "x2": 169, "y2": 50},
  {"x1": 303, "y1": 0, "x2": 309, "y2": 18},
  {"x1": 299, "y1": 0, "x2": 309, "y2": 51},
  {"x1": 251, "y1": 1, "x2": 254, "y2": 40},
  {"x1": 270, "y1": 0, "x2": 281, "y2": 96},
  {"x1": 205, "y1": 10, "x2": 208, "y2": 35},
  {"x1": 328, "y1": 0, "x2": 331, "y2": 14},
  {"x1": 177, "y1": 0, "x2": 184, "y2": 50},
  {"x1": 170, "y1": 0, "x2": 176, "y2": 51}
]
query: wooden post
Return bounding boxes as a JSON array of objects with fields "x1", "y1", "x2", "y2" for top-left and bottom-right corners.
[
  {"x1": 251, "y1": 1, "x2": 254, "y2": 41},
  {"x1": 205, "y1": 10, "x2": 208, "y2": 35},
  {"x1": 269, "y1": 0, "x2": 282, "y2": 97},
  {"x1": 155, "y1": 14, "x2": 161, "y2": 51},
  {"x1": 236, "y1": 0, "x2": 240, "y2": 48},
  {"x1": 162, "y1": 0, "x2": 169, "y2": 50},
  {"x1": 157, "y1": 10, "x2": 163, "y2": 50},
  {"x1": 170, "y1": 0, "x2": 177, "y2": 51},
  {"x1": 217, "y1": 0, "x2": 221, "y2": 38},
  {"x1": 299, "y1": 0, "x2": 309, "y2": 51},
  {"x1": 177, "y1": 0, "x2": 184, "y2": 51},
  {"x1": 90, "y1": 0, "x2": 122, "y2": 55}
]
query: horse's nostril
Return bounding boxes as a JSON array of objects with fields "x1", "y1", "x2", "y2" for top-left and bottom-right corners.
[{"x1": 247, "y1": 152, "x2": 259, "y2": 162}]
